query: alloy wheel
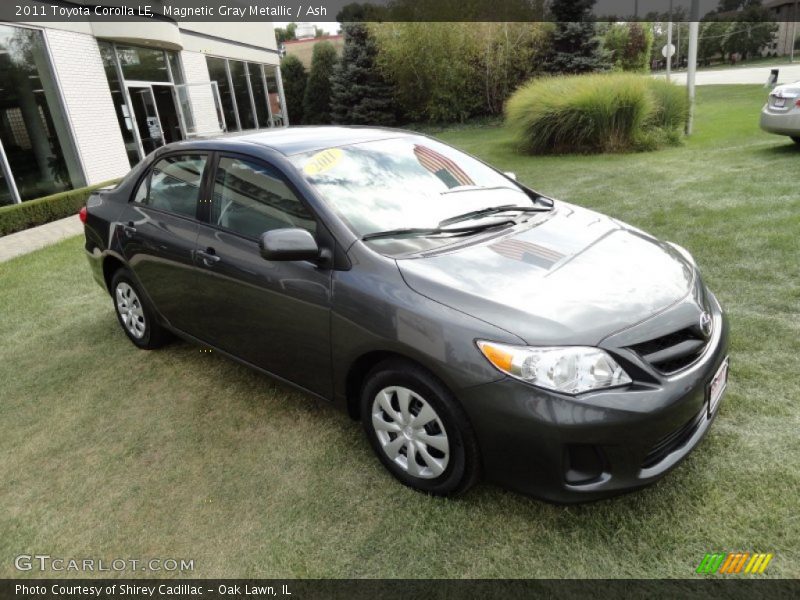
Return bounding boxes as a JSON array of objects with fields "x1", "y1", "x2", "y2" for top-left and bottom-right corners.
[
  {"x1": 115, "y1": 282, "x2": 146, "y2": 339},
  {"x1": 371, "y1": 386, "x2": 450, "y2": 479}
]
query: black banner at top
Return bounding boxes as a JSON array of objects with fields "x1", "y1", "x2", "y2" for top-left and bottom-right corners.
[{"x1": 0, "y1": 0, "x2": 793, "y2": 23}]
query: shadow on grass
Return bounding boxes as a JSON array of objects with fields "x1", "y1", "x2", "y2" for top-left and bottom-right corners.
[{"x1": 755, "y1": 140, "x2": 800, "y2": 155}]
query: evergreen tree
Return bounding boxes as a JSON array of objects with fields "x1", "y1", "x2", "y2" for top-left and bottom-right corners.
[
  {"x1": 302, "y1": 41, "x2": 338, "y2": 124},
  {"x1": 545, "y1": 0, "x2": 604, "y2": 74},
  {"x1": 330, "y1": 23, "x2": 395, "y2": 125},
  {"x1": 280, "y1": 54, "x2": 307, "y2": 125}
]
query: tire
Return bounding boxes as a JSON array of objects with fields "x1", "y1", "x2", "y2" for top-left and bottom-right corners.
[
  {"x1": 360, "y1": 359, "x2": 480, "y2": 496},
  {"x1": 110, "y1": 268, "x2": 170, "y2": 350},
  {"x1": 792, "y1": 136, "x2": 800, "y2": 145}
]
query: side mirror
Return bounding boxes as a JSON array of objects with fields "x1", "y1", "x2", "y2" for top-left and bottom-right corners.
[
  {"x1": 503, "y1": 172, "x2": 517, "y2": 181},
  {"x1": 259, "y1": 228, "x2": 319, "y2": 262}
]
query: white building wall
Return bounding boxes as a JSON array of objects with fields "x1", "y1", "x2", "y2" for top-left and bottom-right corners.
[
  {"x1": 180, "y1": 50, "x2": 224, "y2": 136},
  {"x1": 44, "y1": 29, "x2": 131, "y2": 184}
]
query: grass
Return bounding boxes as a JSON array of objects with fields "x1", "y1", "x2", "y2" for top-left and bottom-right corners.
[{"x1": 1, "y1": 85, "x2": 798, "y2": 579}]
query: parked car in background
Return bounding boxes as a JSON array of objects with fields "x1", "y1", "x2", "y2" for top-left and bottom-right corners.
[
  {"x1": 760, "y1": 81, "x2": 800, "y2": 144},
  {"x1": 81, "y1": 127, "x2": 729, "y2": 503}
]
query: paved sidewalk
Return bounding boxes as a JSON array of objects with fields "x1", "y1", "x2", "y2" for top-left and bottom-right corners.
[
  {"x1": 0, "y1": 215, "x2": 83, "y2": 263},
  {"x1": 659, "y1": 63, "x2": 800, "y2": 86}
]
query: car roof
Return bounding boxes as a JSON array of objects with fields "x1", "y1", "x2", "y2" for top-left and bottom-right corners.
[{"x1": 192, "y1": 126, "x2": 416, "y2": 156}]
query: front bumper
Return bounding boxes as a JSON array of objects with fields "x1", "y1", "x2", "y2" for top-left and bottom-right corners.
[{"x1": 458, "y1": 297, "x2": 730, "y2": 503}]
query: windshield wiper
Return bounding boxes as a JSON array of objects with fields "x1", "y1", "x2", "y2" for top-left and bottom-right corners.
[
  {"x1": 437, "y1": 204, "x2": 551, "y2": 227},
  {"x1": 361, "y1": 219, "x2": 516, "y2": 241}
]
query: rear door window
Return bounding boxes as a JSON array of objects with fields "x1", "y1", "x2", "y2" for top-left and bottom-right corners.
[{"x1": 134, "y1": 154, "x2": 208, "y2": 219}]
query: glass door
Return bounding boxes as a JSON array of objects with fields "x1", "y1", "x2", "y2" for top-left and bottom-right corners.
[
  {"x1": 127, "y1": 85, "x2": 164, "y2": 155},
  {"x1": 152, "y1": 84, "x2": 184, "y2": 144}
]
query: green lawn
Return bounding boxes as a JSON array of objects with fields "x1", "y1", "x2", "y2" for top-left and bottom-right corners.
[{"x1": 1, "y1": 85, "x2": 798, "y2": 579}]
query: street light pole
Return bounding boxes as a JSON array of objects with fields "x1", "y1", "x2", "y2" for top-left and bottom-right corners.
[
  {"x1": 666, "y1": 0, "x2": 673, "y2": 81},
  {"x1": 667, "y1": 21, "x2": 673, "y2": 81},
  {"x1": 686, "y1": 0, "x2": 700, "y2": 135}
]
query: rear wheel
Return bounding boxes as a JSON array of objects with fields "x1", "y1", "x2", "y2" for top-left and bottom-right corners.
[
  {"x1": 360, "y1": 359, "x2": 479, "y2": 496},
  {"x1": 791, "y1": 136, "x2": 800, "y2": 145},
  {"x1": 111, "y1": 269, "x2": 170, "y2": 349}
]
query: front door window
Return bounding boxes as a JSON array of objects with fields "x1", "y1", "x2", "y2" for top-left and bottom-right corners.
[{"x1": 211, "y1": 156, "x2": 316, "y2": 239}]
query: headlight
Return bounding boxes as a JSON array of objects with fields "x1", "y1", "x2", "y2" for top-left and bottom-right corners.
[
  {"x1": 477, "y1": 341, "x2": 632, "y2": 395},
  {"x1": 666, "y1": 241, "x2": 696, "y2": 266}
]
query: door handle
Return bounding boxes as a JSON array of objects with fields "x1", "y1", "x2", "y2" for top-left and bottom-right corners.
[
  {"x1": 197, "y1": 248, "x2": 221, "y2": 266},
  {"x1": 122, "y1": 222, "x2": 137, "y2": 237}
]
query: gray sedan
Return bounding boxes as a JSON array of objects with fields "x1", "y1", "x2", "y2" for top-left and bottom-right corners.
[
  {"x1": 81, "y1": 127, "x2": 729, "y2": 503},
  {"x1": 760, "y1": 81, "x2": 800, "y2": 143}
]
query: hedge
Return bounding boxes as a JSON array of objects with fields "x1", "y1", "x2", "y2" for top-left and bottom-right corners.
[
  {"x1": 0, "y1": 180, "x2": 120, "y2": 237},
  {"x1": 505, "y1": 73, "x2": 688, "y2": 154}
]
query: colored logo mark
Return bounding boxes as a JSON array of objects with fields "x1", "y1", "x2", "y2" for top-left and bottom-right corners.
[{"x1": 696, "y1": 552, "x2": 774, "y2": 574}]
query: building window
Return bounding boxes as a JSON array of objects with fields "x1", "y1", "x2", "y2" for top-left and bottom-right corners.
[
  {"x1": 264, "y1": 65, "x2": 285, "y2": 127},
  {"x1": 229, "y1": 60, "x2": 256, "y2": 130},
  {"x1": 205, "y1": 56, "x2": 285, "y2": 132},
  {"x1": 116, "y1": 45, "x2": 170, "y2": 82},
  {"x1": 0, "y1": 23, "x2": 84, "y2": 205},
  {"x1": 99, "y1": 42, "x2": 196, "y2": 166},
  {"x1": 206, "y1": 56, "x2": 238, "y2": 131},
  {"x1": 99, "y1": 41, "x2": 140, "y2": 168},
  {"x1": 248, "y1": 63, "x2": 270, "y2": 128}
]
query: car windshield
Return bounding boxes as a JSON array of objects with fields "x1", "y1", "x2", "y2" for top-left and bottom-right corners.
[{"x1": 288, "y1": 136, "x2": 534, "y2": 238}]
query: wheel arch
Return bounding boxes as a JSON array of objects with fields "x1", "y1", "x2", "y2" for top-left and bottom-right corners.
[
  {"x1": 344, "y1": 349, "x2": 456, "y2": 421},
  {"x1": 102, "y1": 254, "x2": 126, "y2": 293}
]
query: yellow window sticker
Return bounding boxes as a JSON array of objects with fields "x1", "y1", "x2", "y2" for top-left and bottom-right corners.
[{"x1": 303, "y1": 148, "x2": 344, "y2": 176}]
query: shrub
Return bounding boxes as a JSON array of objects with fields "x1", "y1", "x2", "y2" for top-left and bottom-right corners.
[
  {"x1": 648, "y1": 79, "x2": 689, "y2": 131},
  {"x1": 505, "y1": 74, "x2": 687, "y2": 154},
  {"x1": 373, "y1": 23, "x2": 483, "y2": 123},
  {"x1": 0, "y1": 180, "x2": 119, "y2": 237},
  {"x1": 603, "y1": 22, "x2": 654, "y2": 73},
  {"x1": 302, "y1": 41, "x2": 338, "y2": 124},
  {"x1": 280, "y1": 54, "x2": 307, "y2": 125},
  {"x1": 373, "y1": 22, "x2": 551, "y2": 123}
]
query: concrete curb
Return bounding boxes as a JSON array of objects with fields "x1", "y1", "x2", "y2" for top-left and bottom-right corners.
[{"x1": 0, "y1": 216, "x2": 83, "y2": 263}]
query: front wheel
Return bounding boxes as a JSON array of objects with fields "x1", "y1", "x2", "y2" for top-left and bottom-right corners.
[
  {"x1": 111, "y1": 269, "x2": 170, "y2": 349},
  {"x1": 791, "y1": 136, "x2": 800, "y2": 145},
  {"x1": 360, "y1": 360, "x2": 480, "y2": 496}
]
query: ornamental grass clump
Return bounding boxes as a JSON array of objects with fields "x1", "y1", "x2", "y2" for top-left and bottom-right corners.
[{"x1": 505, "y1": 73, "x2": 688, "y2": 154}]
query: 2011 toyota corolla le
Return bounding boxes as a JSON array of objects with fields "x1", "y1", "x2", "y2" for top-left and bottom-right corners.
[{"x1": 81, "y1": 127, "x2": 729, "y2": 502}]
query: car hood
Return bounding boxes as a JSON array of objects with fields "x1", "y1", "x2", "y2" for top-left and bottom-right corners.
[{"x1": 396, "y1": 202, "x2": 695, "y2": 346}]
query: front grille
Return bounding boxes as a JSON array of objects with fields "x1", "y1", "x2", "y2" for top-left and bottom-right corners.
[
  {"x1": 641, "y1": 408, "x2": 706, "y2": 469},
  {"x1": 629, "y1": 327, "x2": 708, "y2": 374}
]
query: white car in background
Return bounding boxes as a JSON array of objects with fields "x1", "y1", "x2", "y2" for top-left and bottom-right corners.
[{"x1": 760, "y1": 81, "x2": 800, "y2": 144}]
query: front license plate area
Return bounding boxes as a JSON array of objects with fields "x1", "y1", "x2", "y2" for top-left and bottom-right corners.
[{"x1": 708, "y1": 357, "x2": 729, "y2": 417}]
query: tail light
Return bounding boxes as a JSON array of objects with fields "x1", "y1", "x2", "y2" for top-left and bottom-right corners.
[
  {"x1": 79, "y1": 206, "x2": 87, "y2": 223},
  {"x1": 795, "y1": 99, "x2": 800, "y2": 108}
]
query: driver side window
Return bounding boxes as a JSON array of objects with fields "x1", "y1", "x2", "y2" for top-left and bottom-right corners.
[{"x1": 210, "y1": 157, "x2": 316, "y2": 239}]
